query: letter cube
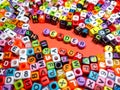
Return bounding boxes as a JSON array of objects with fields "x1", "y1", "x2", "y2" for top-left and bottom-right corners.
[
  {"x1": 89, "y1": 56, "x2": 98, "y2": 63},
  {"x1": 37, "y1": 60, "x2": 46, "y2": 69},
  {"x1": 34, "y1": 46, "x2": 42, "y2": 54},
  {"x1": 40, "y1": 40, "x2": 48, "y2": 50},
  {"x1": 46, "y1": 61, "x2": 55, "y2": 70},
  {"x1": 68, "y1": 79, "x2": 78, "y2": 89},
  {"x1": 27, "y1": 56, "x2": 36, "y2": 64},
  {"x1": 55, "y1": 61, "x2": 63, "y2": 70},
  {"x1": 73, "y1": 68, "x2": 83, "y2": 77},
  {"x1": 88, "y1": 71, "x2": 98, "y2": 81},
  {"x1": 49, "y1": 81, "x2": 59, "y2": 90},
  {"x1": 66, "y1": 71, "x2": 75, "y2": 80},
  {"x1": 77, "y1": 76, "x2": 86, "y2": 86},
  {"x1": 115, "y1": 76, "x2": 120, "y2": 86},
  {"x1": 107, "y1": 72, "x2": 115, "y2": 80},
  {"x1": 40, "y1": 76, "x2": 50, "y2": 86},
  {"x1": 14, "y1": 71, "x2": 22, "y2": 80},
  {"x1": 2, "y1": 84, "x2": 13, "y2": 90},
  {"x1": 57, "y1": 69, "x2": 65, "y2": 80},
  {"x1": 52, "y1": 54, "x2": 61, "y2": 62},
  {"x1": 6, "y1": 68, "x2": 16, "y2": 76},
  {"x1": 22, "y1": 70, "x2": 31, "y2": 79},
  {"x1": 73, "y1": 52, "x2": 83, "y2": 60},
  {"x1": 3, "y1": 52, "x2": 12, "y2": 60},
  {"x1": 51, "y1": 48, "x2": 58, "y2": 55},
  {"x1": 96, "y1": 76, "x2": 105, "y2": 87},
  {"x1": 36, "y1": 53, "x2": 44, "y2": 61},
  {"x1": 44, "y1": 54, "x2": 52, "y2": 62},
  {"x1": 61, "y1": 56, "x2": 69, "y2": 64},
  {"x1": 27, "y1": 48, "x2": 34, "y2": 56},
  {"x1": 14, "y1": 79, "x2": 24, "y2": 90},
  {"x1": 58, "y1": 48, "x2": 67, "y2": 56},
  {"x1": 32, "y1": 40, "x2": 40, "y2": 47},
  {"x1": 0, "y1": 76, "x2": 5, "y2": 85},
  {"x1": 105, "y1": 78, "x2": 114, "y2": 88},
  {"x1": 99, "y1": 69, "x2": 108, "y2": 78},
  {"x1": 48, "y1": 69, "x2": 56, "y2": 78},
  {"x1": 39, "y1": 68, "x2": 48, "y2": 77},
  {"x1": 72, "y1": 60, "x2": 80, "y2": 69},
  {"x1": 82, "y1": 65, "x2": 90, "y2": 74},
  {"x1": 11, "y1": 46, "x2": 20, "y2": 55},
  {"x1": 23, "y1": 78, "x2": 32, "y2": 89},
  {"x1": 58, "y1": 79, "x2": 67, "y2": 89},
  {"x1": 85, "y1": 78, "x2": 95, "y2": 89},
  {"x1": 31, "y1": 71, "x2": 39, "y2": 81},
  {"x1": 104, "y1": 86, "x2": 112, "y2": 90},
  {"x1": 94, "y1": 84, "x2": 103, "y2": 90},
  {"x1": 82, "y1": 57, "x2": 90, "y2": 64},
  {"x1": 32, "y1": 83, "x2": 42, "y2": 90}
]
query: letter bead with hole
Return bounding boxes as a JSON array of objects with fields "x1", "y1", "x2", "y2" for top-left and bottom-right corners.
[
  {"x1": 27, "y1": 48, "x2": 34, "y2": 56},
  {"x1": 55, "y1": 61, "x2": 63, "y2": 70},
  {"x1": 14, "y1": 71, "x2": 22, "y2": 80},
  {"x1": 14, "y1": 79, "x2": 24, "y2": 90},
  {"x1": 105, "y1": 78, "x2": 114, "y2": 88},
  {"x1": 52, "y1": 54, "x2": 61, "y2": 62},
  {"x1": 115, "y1": 76, "x2": 120, "y2": 86},
  {"x1": 49, "y1": 81, "x2": 59, "y2": 90},
  {"x1": 32, "y1": 83, "x2": 42, "y2": 90},
  {"x1": 19, "y1": 49, "x2": 27, "y2": 56},
  {"x1": 11, "y1": 59, "x2": 19, "y2": 67},
  {"x1": 36, "y1": 53, "x2": 44, "y2": 61},
  {"x1": 73, "y1": 68, "x2": 83, "y2": 77}
]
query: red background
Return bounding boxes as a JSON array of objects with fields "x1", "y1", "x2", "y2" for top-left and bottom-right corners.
[{"x1": 30, "y1": 21, "x2": 104, "y2": 57}]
